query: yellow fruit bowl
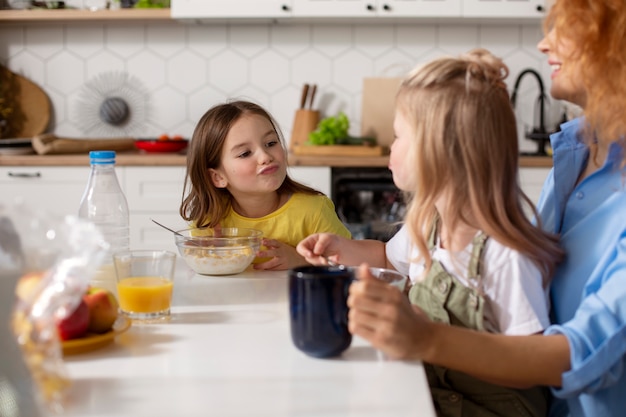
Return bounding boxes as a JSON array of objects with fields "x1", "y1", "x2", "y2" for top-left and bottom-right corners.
[{"x1": 62, "y1": 315, "x2": 131, "y2": 356}]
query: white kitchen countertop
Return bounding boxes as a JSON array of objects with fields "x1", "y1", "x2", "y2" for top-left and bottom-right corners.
[{"x1": 54, "y1": 261, "x2": 436, "y2": 417}]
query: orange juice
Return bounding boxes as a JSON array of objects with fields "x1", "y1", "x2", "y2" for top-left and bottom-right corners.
[{"x1": 117, "y1": 276, "x2": 173, "y2": 314}]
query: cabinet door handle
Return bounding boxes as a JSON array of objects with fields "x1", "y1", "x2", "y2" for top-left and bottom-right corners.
[
  {"x1": 366, "y1": 4, "x2": 375, "y2": 11},
  {"x1": 8, "y1": 171, "x2": 41, "y2": 178}
]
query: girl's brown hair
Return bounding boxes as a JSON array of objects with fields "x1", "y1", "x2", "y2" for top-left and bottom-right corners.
[
  {"x1": 545, "y1": 0, "x2": 626, "y2": 152},
  {"x1": 397, "y1": 48, "x2": 563, "y2": 283},
  {"x1": 180, "y1": 100, "x2": 321, "y2": 228}
]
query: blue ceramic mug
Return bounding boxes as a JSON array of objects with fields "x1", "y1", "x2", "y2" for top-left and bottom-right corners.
[{"x1": 288, "y1": 265, "x2": 354, "y2": 358}]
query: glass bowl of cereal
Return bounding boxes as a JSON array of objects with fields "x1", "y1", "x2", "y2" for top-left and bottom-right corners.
[{"x1": 174, "y1": 227, "x2": 263, "y2": 275}]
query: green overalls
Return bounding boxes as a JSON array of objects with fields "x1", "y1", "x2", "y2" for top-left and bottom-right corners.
[{"x1": 408, "y1": 228, "x2": 549, "y2": 417}]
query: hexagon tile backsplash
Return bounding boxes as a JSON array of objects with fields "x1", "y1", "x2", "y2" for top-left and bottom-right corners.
[{"x1": 0, "y1": 21, "x2": 563, "y2": 153}]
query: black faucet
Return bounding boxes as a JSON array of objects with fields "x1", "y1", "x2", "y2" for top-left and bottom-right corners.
[{"x1": 510, "y1": 68, "x2": 551, "y2": 156}]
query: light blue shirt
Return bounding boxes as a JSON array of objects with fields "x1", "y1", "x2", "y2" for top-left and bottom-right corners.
[{"x1": 536, "y1": 118, "x2": 626, "y2": 417}]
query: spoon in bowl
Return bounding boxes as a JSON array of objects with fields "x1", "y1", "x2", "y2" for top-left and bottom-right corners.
[
  {"x1": 150, "y1": 218, "x2": 185, "y2": 237},
  {"x1": 151, "y1": 219, "x2": 206, "y2": 248}
]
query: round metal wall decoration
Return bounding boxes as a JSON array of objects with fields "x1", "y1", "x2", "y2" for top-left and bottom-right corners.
[{"x1": 75, "y1": 71, "x2": 150, "y2": 137}]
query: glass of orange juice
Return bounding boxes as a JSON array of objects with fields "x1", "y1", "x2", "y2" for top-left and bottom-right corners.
[{"x1": 113, "y1": 250, "x2": 176, "y2": 322}]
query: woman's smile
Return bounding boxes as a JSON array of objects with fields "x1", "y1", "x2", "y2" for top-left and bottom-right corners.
[{"x1": 548, "y1": 60, "x2": 561, "y2": 79}]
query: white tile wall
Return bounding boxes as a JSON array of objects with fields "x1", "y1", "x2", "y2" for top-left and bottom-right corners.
[{"x1": 1, "y1": 20, "x2": 565, "y2": 153}]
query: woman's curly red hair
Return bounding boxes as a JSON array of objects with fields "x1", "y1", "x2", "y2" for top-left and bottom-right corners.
[{"x1": 545, "y1": 0, "x2": 626, "y2": 146}]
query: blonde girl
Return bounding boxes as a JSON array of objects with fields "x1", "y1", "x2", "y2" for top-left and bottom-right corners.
[{"x1": 298, "y1": 49, "x2": 563, "y2": 416}]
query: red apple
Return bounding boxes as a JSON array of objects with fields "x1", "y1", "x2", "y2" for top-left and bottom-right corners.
[
  {"x1": 56, "y1": 299, "x2": 90, "y2": 341},
  {"x1": 83, "y1": 287, "x2": 119, "y2": 334}
]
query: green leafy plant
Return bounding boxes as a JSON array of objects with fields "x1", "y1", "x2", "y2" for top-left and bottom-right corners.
[
  {"x1": 307, "y1": 112, "x2": 349, "y2": 145},
  {"x1": 134, "y1": 0, "x2": 170, "y2": 8}
]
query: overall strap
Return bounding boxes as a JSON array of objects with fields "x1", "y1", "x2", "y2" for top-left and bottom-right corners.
[
  {"x1": 427, "y1": 216, "x2": 438, "y2": 250},
  {"x1": 467, "y1": 232, "x2": 488, "y2": 282}
]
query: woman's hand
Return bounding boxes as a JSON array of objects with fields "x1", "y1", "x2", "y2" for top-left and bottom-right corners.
[
  {"x1": 348, "y1": 264, "x2": 432, "y2": 360},
  {"x1": 253, "y1": 238, "x2": 306, "y2": 271}
]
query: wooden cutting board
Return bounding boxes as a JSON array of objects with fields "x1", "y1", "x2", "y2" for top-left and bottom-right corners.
[
  {"x1": 291, "y1": 144, "x2": 388, "y2": 157},
  {"x1": 0, "y1": 65, "x2": 51, "y2": 138},
  {"x1": 32, "y1": 133, "x2": 136, "y2": 155}
]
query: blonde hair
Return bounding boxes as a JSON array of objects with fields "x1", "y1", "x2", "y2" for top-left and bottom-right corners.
[
  {"x1": 397, "y1": 48, "x2": 563, "y2": 283},
  {"x1": 545, "y1": 0, "x2": 626, "y2": 151},
  {"x1": 180, "y1": 100, "x2": 321, "y2": 228}
]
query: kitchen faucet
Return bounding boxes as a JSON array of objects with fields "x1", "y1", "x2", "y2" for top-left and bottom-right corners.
[{"x1": 510, "y1": 68, "x2": 551, "y2": 156}]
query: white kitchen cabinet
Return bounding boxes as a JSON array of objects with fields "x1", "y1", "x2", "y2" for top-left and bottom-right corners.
[
  {"x1": 519, "y1": 166, "x2": 550, "y2": 206},
  {"x1": 462, "y1": 0, "x2": 545, "y2": 17},
  {"x1": 0, "y1": 166, "x2": 93, "y2": 217},
  {"x1": 288, "y1": 166, "x2": 331, "y2": 197},
  {"x1": 291, "y1": 0, "x2": 461, "y2": 18},
  {"x1": 172, "y1": 0, "x2": 292, "y2": 19},
  {"x1": 0, "y1": 165, "x2": 189, "y2": 254},
  {"x1": 171, "y1": 0, "x2": 545, "y2": 20},
  {"x1": 124, "y1": 167, "x2": 189, "y2": 253}
]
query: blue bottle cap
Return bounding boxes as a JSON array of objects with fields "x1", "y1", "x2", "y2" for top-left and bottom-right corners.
[{"x1": 89, "y1": 150, "x2": 116, "y2": 164}]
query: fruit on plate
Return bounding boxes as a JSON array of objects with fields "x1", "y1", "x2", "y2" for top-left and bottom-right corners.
[
  {"x1": 15, "y1": 271, "x2": 46, "y2": 302},
  {"x1": 83, "y1": 287, "x2": 119, "y2": 334},
  {"x1": 157, "y1": 133, "x2": 184, "y2": 141},
  {"x1": 56, "y1": 300, "x2": 90, "y2": 341},
  {"x1": 15, "y1": 273, "x2": 119, "y2": 340}
]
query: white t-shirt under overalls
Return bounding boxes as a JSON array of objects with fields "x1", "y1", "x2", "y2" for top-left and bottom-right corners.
[{"x1": 386, "y1": 225, "x2": 550, "y2": 335}]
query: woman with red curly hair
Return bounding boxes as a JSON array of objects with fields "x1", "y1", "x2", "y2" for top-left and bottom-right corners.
[{"x1": 343, "y1": 1, "x2": 626, "y2": 416}]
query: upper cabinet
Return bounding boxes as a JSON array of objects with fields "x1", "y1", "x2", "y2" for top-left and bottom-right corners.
[
  {"x1": 463, "y1": 0, "x2": 545, "y2": 17},
  {"x1": 172, "y1": 0, "x2": 292, "y2": 19},
  {"x1": 290, "y1": 0, "x2": 461, "y2": 18},
  {"x1": 171, "y1": 0, "x2": 545, "y2": 20},
  {"x1": 0, "y1": 0, "x2": 545, "y2": 22}
]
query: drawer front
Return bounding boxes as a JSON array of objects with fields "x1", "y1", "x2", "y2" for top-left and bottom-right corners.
[
  {"x1": 0, "y1": 166, "x2": 92, "y2": 182},
  {"x1": 0, "y1": 166, "x2": 92, "y2": 217},
  {"x1": 124, "y1": 167, "x2": 189, "y2": 253},
  {"x1": 130, "y1": 213, "x2": 188, "y2": 253},
  {"x1": 124, "y1": 167, "x2": 187, "y2": 212}
]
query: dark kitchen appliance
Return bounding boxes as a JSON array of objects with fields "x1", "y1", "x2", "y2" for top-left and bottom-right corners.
[{"x1": 331, "y1": 167, "x2": 405, "y2": 241}]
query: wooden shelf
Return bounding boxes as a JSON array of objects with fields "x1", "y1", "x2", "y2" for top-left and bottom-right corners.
[{"x1": 0, "y1": 8, "x2": 171, "y2": 22}]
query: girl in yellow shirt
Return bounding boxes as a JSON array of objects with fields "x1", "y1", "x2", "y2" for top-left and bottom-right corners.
[{"x1": 180, "y1": 100, "x2": 350, "y2": 270}]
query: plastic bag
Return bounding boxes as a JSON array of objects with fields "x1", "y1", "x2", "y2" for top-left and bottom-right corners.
[{"x1": 1, "y1": 201, "x2": 107, "y2": 414}]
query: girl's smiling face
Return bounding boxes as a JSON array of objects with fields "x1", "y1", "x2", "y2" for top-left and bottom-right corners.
[{"x1": 209, "y1": 113, "x2": 287, "y2": 197}]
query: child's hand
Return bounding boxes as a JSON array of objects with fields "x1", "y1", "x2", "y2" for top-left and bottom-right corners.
[
  {"x1": 348, "y1": 264, "x2": 431, "y2": 361},
  {"x1": 253, "y1": 239, "x2": 306, "y2": 271},
  {"x1": 296, "y1": 233, "x2": 341, "y2": 266}
]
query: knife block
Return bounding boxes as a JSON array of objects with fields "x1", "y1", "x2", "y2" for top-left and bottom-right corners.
[{"x1": 289, "y1": 109, "x2": 319, "y2": 151}]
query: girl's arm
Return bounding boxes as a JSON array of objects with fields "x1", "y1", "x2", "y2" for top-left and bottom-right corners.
[
  {"x1": 348, "y1": 267, "x2": 571, "y2": 389},
  {"x1": 296, "y1": 234, "x2": 388, "y2": 268}
]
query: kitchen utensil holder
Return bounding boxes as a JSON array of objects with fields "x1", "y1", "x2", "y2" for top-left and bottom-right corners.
[{"x1": 289, "y1": 109, "x2": 320, "y2": 151}]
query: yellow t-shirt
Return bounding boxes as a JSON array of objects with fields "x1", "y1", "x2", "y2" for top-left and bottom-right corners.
[{"x1": 220, "y1": 192, "x2": 351, "y2": 246}]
